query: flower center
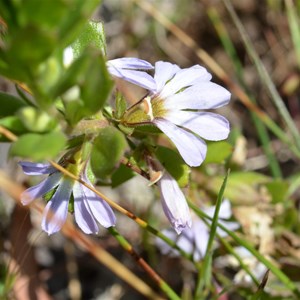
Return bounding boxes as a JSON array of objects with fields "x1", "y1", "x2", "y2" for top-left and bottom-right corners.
[{"x1": 122, "y1": 95, "x2": 167, "y2": 126}]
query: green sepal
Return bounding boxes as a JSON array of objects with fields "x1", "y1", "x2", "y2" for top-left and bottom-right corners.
[
  {"x1": 114, "y1": 91, "x2": 127, "y2": 120},
  {"x1": 155, "y1": 146, "x2": 190, "y2": 187},
  {"x1": 91, "y1": 126, "x2": 127, "y2": 178}
]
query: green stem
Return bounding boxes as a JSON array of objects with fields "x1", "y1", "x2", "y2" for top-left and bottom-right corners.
[
  {"x1": 223, "y1": 0, "x2": 300, "y2": 152},
  {"x1": 189, "y1": 202, "x2": 300, "y2": 298},
  {"x1": 208, "y1": 7, "x2": 282, "y2": 178},
  {"x1": 108, "y1": 227, "x2": 181, "y2": 300},
  {"x1": 194, "y1": 170, "x2": 230, "y2": 299}
]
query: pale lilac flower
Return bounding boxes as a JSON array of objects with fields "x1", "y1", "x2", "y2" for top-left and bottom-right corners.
[
  {"x1": 157, "y1": 171, "x2": 191, "y2": 234},
  {"x1": 107, "y1": 57, "x2": 155, "y2": 90},
  {"x1": 63, "y1": 47, "x2": 155, "y2": 90},
  {"x1": 156, "y1": 199, "x2": 239, "y2": 261},
  {"x1": 20, "y1": 161, "x2": 116, "y2": 235},
  {"x1": 123, "y1": 61, "x2": 231, "y2": 167}
]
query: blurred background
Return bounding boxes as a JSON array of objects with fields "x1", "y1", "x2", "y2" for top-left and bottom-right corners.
[{"x1": 1, "y1": 0, "x2": 300, "y2": 299}]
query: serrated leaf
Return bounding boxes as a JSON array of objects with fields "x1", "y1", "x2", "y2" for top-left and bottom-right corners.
[
  {"x1": 10, "y1": 132, "x2": 66, "y2": 160},
  {"x1": 155, "y1": 146, "x2": 190, "y2": 187},
  {"x1": 91, "y1": 126, "x2": 127, "y2": 178}
]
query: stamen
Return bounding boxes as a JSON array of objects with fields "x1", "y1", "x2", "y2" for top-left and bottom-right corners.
[
  {"x1": 141, "y1": 96, "x2": 154, "y2": 121},
  {"x1": 148, "y1": 169, "x2": 163, "y2": 186}
]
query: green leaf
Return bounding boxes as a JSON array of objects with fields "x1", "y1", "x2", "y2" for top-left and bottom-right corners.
[
  {"x1": 204, "y1": 141, "x2": 233, "y2": 164},
  {"x1": 10, "y1": 132, "x2": 66, "y2": 160},
  {"x1": 91, "y1": 126, "x2": 127, "y2": 178},
  {"x1": 17, "y1": 107, "x2": 57, "y2": 133},
  {"x1": 111, "y1": 164, "x2": 135, "y2": 188},
  {"x1": 207, "y1": 171, "x2": 270, "y2": 204},
  {"x1": 0, "y1": 116, "x2": 27, "y2": 140},
  {"x1": 0, "y1": 92, "x2": 26, "y2": 117},
  {"x1": 155, "y1": 146, "x2": 190, "y2": 187},
  {"x1": 265, "y1": 180, "x2": 289, "y2": 203},
  {"x1": 72, "y1": 21, "x2": 107, "y2": 57},
  {"x1": 52, "y1": 47, "x2": 113, "y2": 124}
]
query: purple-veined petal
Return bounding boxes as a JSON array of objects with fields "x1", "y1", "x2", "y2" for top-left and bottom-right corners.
[
  {"x1": 21, "y1": 172, "x2": 62, "y2": 205},
  {"x1": 162, "y1": 65, "x2": 212, "y2": 98},
  {"x1": 193, "y1": 220, "x2": 210, "y2": 261},
  {"x1": 107, "y1": 57, "x2": 154, "y2": 70},
  {"x1": 81, "y1": 175, "x2": 116, "y2": 228},
  {"x1": 164, "y1": 82, "x2": 231, "y2": 110},
  {"x1": 41, "y1": 178, "x2": 73, "y2": 235},
  {"x1": 73, "y1": 182, "x2": 99, "y2": 234},
  {"x1": 154, "y1": 118, "x2": 207, "y2": 167},
  {"x1": 108, "y1": 67, "x2": 156, "y2": 91},
  {"x1": 154, "y1": 61, "x2": 180, "y2": 93},
  {"x1": 19, "y1": 161, "x2": 56, "y2": 175},
  {"x1": 157, "y1": 172, "x2": 191, "y2": 234},
  {"x1": 165, "y1": 111, "x2": 230, "y2": 141}
]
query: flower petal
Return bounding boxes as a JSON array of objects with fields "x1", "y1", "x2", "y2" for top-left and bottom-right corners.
[
  {"x1": 157, "y1": 172, "x2": 191, "y2": 234},
  {"x1": 41, "y1": 179, "x2": 73, "y2": 235},
  {"x1": 19, "y1": 161, "x2": 56, "y2": 175},
  {"x1": 154, "y1": 118, "x2": 207, "y2": 167},
  {"x1": 156, "y1": 228, "x2": 195, "y2": 257},
  {"x1": 108, "y1": 67, "x2": 156, "y2": 91},
  {"x1": 81, "y1": 175, "x2": 116, "y2": 228},
  {"x1": 21, "y1": 172, "x2": 62, "y2": 205},
  {"x1": 108, "y1": 57, "x2": 154, "y2": 70},
  {"x1": 73, "y1": 182, "x2": 99, "y2": 234},
  {"x1": 162, "y1": 65, "x2": 212, "y2": 98},
  {"x1": 193, "y1": 220, "x2": 210, "y2": 261},
  {"x1": 204, "y1": 199, "x2": 232, "y2": 219},
  {"x1": 217, "y1": 220, "x2": 240, "y2": 237},
  {"x1": 164, "y1": 82, "x2": 231, "y2": 110},
  {"x1": 165, "y1": 111, "x2": 230, "y2": 141},
  {"x1": 154, "y1": 61, "x2": 180, "y2": 93}
]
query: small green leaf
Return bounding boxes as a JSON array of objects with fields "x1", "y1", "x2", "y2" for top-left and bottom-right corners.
[
  {"x1": 111, "y1": 164, "x2": 135, "y2": 188},
  {"x1": 0, "y1": 116, "x2": 27, "y2": 140},
  {"x1": 0, "y1": 92, "x2": 26, "y2": 117},
  {"x1": 204, "y1": 141, "x2": 233, "y2": 164},
  {"x1": 52, "y1": 47, "x2": 113, "y2": 124},
  {"x1": 265, "y1": 180, "x2": 289, "y2": 203},
  {"x1": 91, "y1": 126, "x2": 127, "y2": 178},
  {"x1": 72, "y1": 21, "x2": 107, "y2": 57},
  {"x1": 17, "y1": 107, "x2": 57, "y2": 133},
  {"x1": 155, "y1": 146, "x2": 190, "y2": 187},
  {"x1": 10, "y1": 132, "x2": 66, "y2": 160}
]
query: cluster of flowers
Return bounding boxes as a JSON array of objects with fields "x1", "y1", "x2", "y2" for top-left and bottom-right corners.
[{"x1": 20, "y1": 57, "x2": 232, "y2": 238}]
